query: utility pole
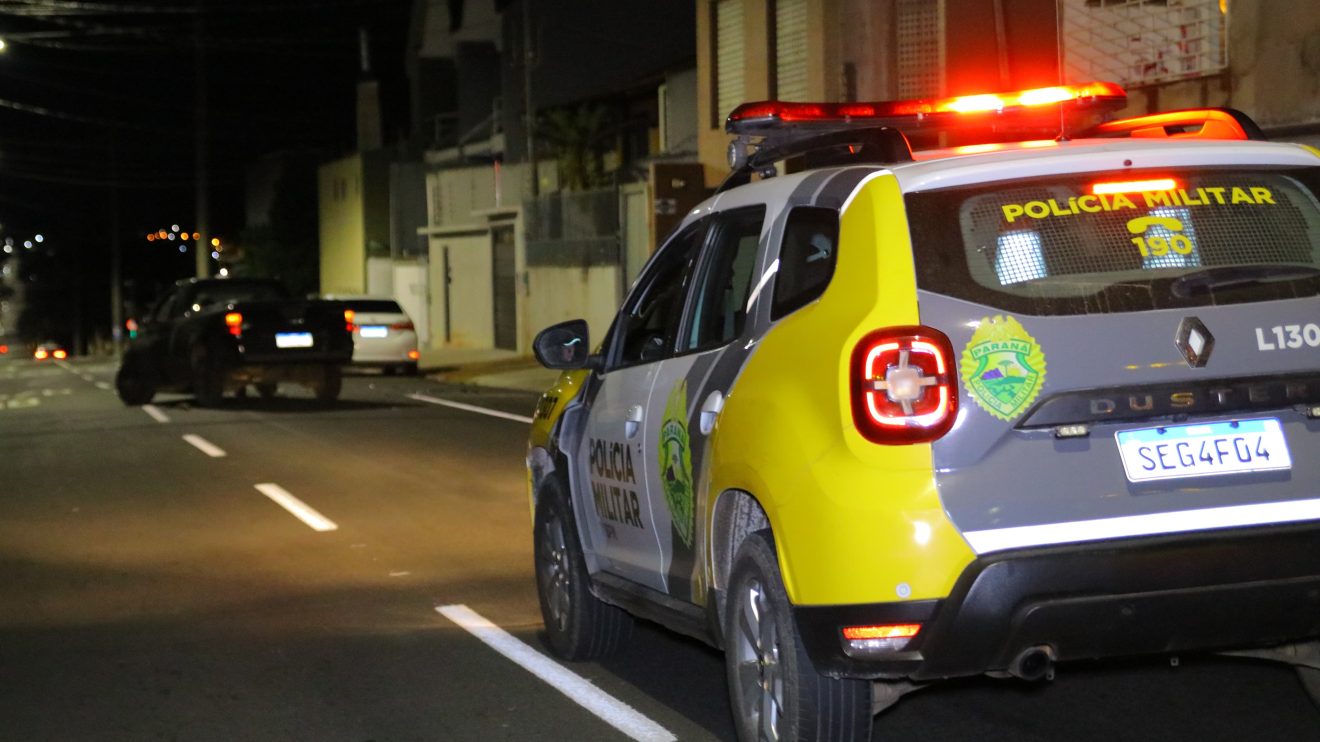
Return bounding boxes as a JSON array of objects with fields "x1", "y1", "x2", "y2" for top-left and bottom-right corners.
[
  {"x1": 109, "y1": 137, "x2": 123, "y2": 354},
  {"x1": 194, "y1": 0, "x2": 210, "y2": 278},
  {"x1": 522, "y1": 0, "x2": 537, "y2": 197}
]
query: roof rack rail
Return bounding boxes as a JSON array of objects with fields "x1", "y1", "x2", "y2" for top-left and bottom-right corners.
[
  {"x1": 1086, "y1": 107, "x2": 1266, "y2": 141},
  {"x1": 717, "y1": 126, "x2": 913, "y2": 194}
]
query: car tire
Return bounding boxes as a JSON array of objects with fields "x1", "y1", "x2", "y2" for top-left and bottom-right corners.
[
  {"x1": 725, "y1": 531, "x2": 872, "y2": 742},
  {"x1": 256, "y1": 382, "x2": 278, "y2": 399},
  {"x1": 115, "y1": 354, "x2": 157, "y2": 406},
  {"x1": 534, "y1": 477, "x2": 633, "y2": 660},
  {"x1": 314, "y1": 365, "x2": 342, "y2": 403},
  {"x1": 191, "y1": 346, "x2": 224, "y2": 408}
]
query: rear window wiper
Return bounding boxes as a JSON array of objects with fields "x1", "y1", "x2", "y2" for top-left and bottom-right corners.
[{"x1": 1170, "y1": 264, "x2": 1320, "y2": 298}]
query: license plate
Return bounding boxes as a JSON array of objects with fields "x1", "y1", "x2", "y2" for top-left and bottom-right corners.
[
  {"x1": 275, "y1": 332, "x2": 314, "y2": 348},
  {"x1": 1115, "y1": 418, "x2": 1291, "y2": 482},
  {"x1": 359, "y1": 325, "x2": 388, "y2": 339}
]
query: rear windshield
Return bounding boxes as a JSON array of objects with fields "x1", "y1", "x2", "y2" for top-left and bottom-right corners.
[
  {"x1": 344, "y1": 300, "x2": 403, "y2": 314},
  {"x1": 191, "y1": 280, "x2": 288, "y2": 308},
  {"x1": 908, "y1": 166, "x2": 1320, "y2": 314}
]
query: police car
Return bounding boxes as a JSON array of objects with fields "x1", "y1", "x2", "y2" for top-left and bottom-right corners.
[{"x1": 526, "y1": 82, "x2": 1320, "y2": 741}]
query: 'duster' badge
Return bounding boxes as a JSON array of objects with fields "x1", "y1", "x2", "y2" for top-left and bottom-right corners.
[{"x1": 960, "y1": 315, "x2": 1047, "y2": 421}]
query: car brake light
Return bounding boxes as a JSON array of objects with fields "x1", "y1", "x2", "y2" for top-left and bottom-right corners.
[
  {"x1": 391, "y1": 320, "x2": 415, "y2": 331},
  {"x1": 343, "y1": 309, "x2": 356, "y2": 333},
  {"x1": 407, "y1": 349, "x2": 420, "y2": 360},
  {"x1": 34, "y1": 348, "x2": 48, "y2": 360},
  {"x1": 841, "y1": 623, "x2": 922, "y2": 655},
  {"x1": 53, "y1": 349, "x2": 67, "y2": 359},
  {"x1": 1091, "y1": 178, "x2": 1178, "y2": 195},
  {"x1": 0, "y1": 344, "x2": 8, "y2": 354},
  {"x1": 224, "y1": 312, "x2": 243, "y2": 337},
  {"x1": 850, "y1": 326, "x2": 957, "y2": 445}
]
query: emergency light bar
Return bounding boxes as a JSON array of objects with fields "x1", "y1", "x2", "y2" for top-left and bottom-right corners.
[{"x1": 726, "y1": 81, "x2": 1126, "y2": 135}]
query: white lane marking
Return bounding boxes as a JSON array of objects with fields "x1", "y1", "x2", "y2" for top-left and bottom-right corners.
[
  {"x1": 408, "y1": 393, "x2": 534, "y2": 424},
  {"x1": 963, "y1": 497, "x2": 1320, "y2": 554},
  {"x1": 182, "y1": 434, "x2": 227, "y2": 458},
  {"x1": 95, "y1": 381, "x2": 111, "y2": 391},
  {"x1": 436, "y1": 604, "x2": 676, "y2": 742},
  {"x1": 254, "y1": 483, "x2": 339, "y2": 532},
  {"x1": 142, "y1": 405, "x2": 170, "y2": 423}
]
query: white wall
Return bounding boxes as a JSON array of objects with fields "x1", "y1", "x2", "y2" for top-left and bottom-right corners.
[
  {"x1": 525, "y1": 266, "x2": 620, "y2": 347},
  {"x1": 366, "y1": 257, "x2": 394, "y2": 297},
  {"x1": 392, "y1": 261, "x2": 430, "y2": 346}
]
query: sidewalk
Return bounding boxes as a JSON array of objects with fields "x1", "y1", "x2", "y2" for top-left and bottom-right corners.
[{"x1": 419, "y1": 346, "x2": 559, "y2": 393}]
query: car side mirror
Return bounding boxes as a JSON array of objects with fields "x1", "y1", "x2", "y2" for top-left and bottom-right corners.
[{"x1": 533, "y1": 319, "x2": 593, "y2": 370}]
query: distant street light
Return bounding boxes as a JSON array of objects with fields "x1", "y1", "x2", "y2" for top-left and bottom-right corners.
[{"x1": 0, "y1": 39, "x2": 8, "y2": 53}]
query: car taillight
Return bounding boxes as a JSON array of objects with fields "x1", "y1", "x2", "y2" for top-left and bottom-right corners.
[
  {"x1": 344, "y1": 309, "x2": 356, "y2": 333},
  {"x1": 391, "y1": 320, "x2": 414, "y2": 331},
  {"x1": 407, "y1": 349, "x2": 420, "y2": 360},
  {"x1": 224, "y1": 312, "x2": 243, "y2": 337},
  {"x1": 34, "y1": 348, "x2": 48, "y2": 360},
  {"x1": 0, "y1": 344, "x2": 8, "y2": 354},
  {"x1": 841, "y1": 623, "x2": 922, "y2": 656},
  {"x1": 850, "y1": 326, "x2": 957, "y2": 444},
  {"x1": 53, "y1": 349, "x2": 68, "y2": 359}
]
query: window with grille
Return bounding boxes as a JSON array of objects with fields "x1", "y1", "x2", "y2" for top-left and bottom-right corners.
[
  {"x1": 895, "y1": 0, "x2": 944, "y2": 99},
  {"x1": 715, "y1": 0, "x2": 746, "y2": 126},
  {"x1": 1063, "y1": 0, "x2": 1228, "y2": 87},
  {"x1": 773, "y1": 0, "x2": 809, "y2": 101}
]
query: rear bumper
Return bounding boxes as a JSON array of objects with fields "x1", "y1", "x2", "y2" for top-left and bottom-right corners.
[{"x1": 795, "y1": 523, "x2": 1320, "y2": 681}]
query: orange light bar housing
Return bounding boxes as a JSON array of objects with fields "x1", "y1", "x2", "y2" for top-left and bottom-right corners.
[
  {"x1": 224, "y1": 312, "x2": 243, "y2": 337},
  {"x1": 727, "y1": 81, "x2": 1126, "y2": 134},
  {"x1": 842, "y1": 624, "x2": 922, "y2": 641},
  {"x1": 1092, "y1": 178, "x2": 1179, "y2": 195}
]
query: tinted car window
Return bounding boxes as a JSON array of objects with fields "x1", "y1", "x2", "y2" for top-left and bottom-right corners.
[
  {"x1": 345, "y1": 300, "x2": 404, "y2": 313},
  {"x1": 191, "y1": 281, "x2": 290, "y2": 309},
  {"x1": 909, "y1": 167, "x2": 1320, "y2": 314},
  {"x1": 772, "y1": 207, "x2": 840, "y2": 320},
  {"x1": 686, "y1": 206, "x2": 765, "y2": 351},
  {"x1": 612, "y1": 223, "x2": 705, "y2": 367}
]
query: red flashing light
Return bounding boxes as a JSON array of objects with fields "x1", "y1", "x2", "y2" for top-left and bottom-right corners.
[
  {"x1": 1091, "y1": 178, "x2": 1179, "y2": 195},
  {"x1": 842, "y1": 624, "x2": 922, "y2": 641},
  {"x1": 727, "y1": 81, "x2": 1126, "y2": 132},
  {"x1": 850, "y1": 326, "x2": 957, "y2": 445},
  {"x1": 224, "y1": 311, "x2": 243, "y2": 337}
]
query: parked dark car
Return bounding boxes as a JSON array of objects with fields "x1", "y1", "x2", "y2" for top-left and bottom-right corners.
[{"x1": 115, "y1": 277, "x2": 353, "y2": 406}]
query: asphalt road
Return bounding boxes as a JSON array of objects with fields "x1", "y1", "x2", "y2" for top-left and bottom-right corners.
[{"x1": 1, "y1": 355, "x2": 1318, "y2": 741}]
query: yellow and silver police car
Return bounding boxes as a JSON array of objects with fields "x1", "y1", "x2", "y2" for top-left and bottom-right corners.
[{"x1": 527, "y1": 82, "x2": 1320, "y2": 741}]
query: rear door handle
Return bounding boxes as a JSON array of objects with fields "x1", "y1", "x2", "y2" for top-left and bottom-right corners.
[
  {"x1": 624, "y1": 404, "x2": 644, "y2": 439},
  {"x1": 699, "y1": 391, "x2": 725, "y2": 435}
]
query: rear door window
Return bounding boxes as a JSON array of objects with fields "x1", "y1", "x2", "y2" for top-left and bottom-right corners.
[
  {"x1": 908, "y1": 167, "x2": 1320, "y2": 314},
  {"x1": 684, "y1": 206, "x2": 765, "y2": 351}
]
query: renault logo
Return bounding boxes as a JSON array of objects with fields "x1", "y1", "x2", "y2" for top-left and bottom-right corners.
[{"x1": 1175, "y1": 317, "x2": 1214, "y2": 368}]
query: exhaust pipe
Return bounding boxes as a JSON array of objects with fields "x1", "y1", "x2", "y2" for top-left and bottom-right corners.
[{"x1": 1008, "y1": 645, "x2": 1056, "y2": 682}]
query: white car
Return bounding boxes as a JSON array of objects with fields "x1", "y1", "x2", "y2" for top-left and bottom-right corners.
[{"x1": 333, "y1": 297, "x2": 419, "y2": 375}]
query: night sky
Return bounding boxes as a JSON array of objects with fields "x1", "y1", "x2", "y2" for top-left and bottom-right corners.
[{"x1": 0, "y1": 0, "x2": 413, "y2": 343}]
